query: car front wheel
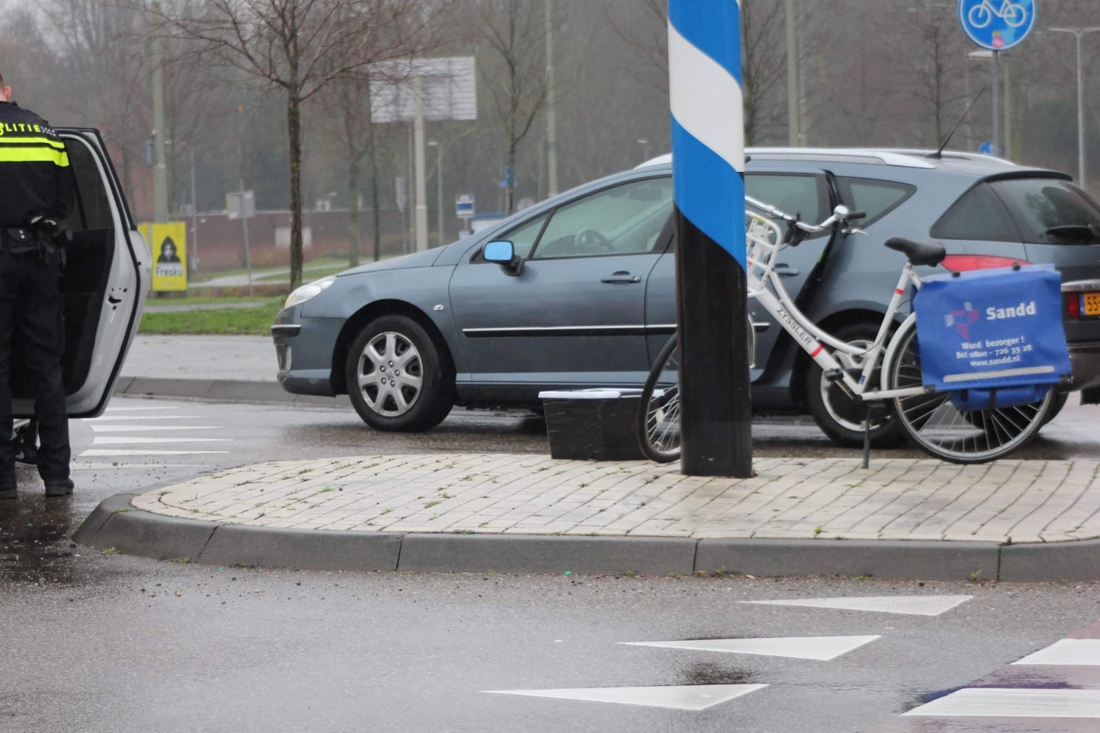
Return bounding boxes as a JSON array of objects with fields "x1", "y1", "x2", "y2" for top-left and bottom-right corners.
[{"x1": 345, "y1": 315, "x2": 454, "y2": 432}]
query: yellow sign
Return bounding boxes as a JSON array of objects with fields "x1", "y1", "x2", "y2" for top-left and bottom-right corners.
[{"x1": 144, "y1": 222, "x2": 188, "y2": 291}]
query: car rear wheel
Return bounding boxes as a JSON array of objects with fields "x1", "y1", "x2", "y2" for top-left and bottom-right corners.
[
  {"x1": 345, "y1": 315, "x2": 454, "y2": 432},
  {"x1": 806, "y1": 322, "x2": 904, "y2": 449}
]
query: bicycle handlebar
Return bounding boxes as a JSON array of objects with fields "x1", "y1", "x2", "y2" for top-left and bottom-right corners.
[{"x1": 745, "y1": 195, "x2": 867, "y2": 244}]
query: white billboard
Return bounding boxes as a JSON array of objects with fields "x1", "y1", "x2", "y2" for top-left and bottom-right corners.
[{"x1": 370, "y1": 57, "x2": 477, "y2": 124}]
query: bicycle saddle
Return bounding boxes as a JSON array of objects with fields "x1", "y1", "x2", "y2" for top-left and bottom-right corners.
[{"x1": 885, "y1": 237, "x2": 946, "y2": 267}]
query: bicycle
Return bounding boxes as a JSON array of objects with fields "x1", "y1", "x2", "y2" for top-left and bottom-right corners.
[
  {"x1": 968, "y1": 0, "x2": 1028, "y2": 30},
  {"x1": 636, "y1": 197, "x2": 1057, "y2": 465}
]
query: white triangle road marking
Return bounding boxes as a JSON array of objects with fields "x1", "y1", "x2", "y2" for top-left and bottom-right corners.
[
  {"x1": 1013, "y1": 639, "x2": 1100, "y2": 666},
  {"x1": 89, "y1": 425, "x2": 222, "y2": 433},
  {"x1": 621, "y1": 635, "x2": 880, "y2": 661},
  {"x1": 902, "y1": 688, "x2": 1100, "y2": 718},
  {"x1": 92, "y1": 437, "x2": 230, "y2": 445},
  {"x1": 739, "y1": 595, "x2": 972, "y2": 617},
  {"x1": 80, "y1": 449, "x2": 229, "y2": 457},
  {"x1": 485, "y1": 684, "x2": 768, "y2": 711}
]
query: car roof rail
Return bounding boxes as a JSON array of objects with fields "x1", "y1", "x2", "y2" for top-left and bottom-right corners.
[{"x1": 637, "y1": 148, "x2": 1022, "y2": 171}]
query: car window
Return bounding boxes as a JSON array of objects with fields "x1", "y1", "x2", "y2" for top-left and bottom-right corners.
[
  {"x1": 746, "y1": 174, "x2": 825, "y2": 237},
  {"x1": 498, "y1": 214, "x2": 548, "y2": 259},
  {"x1": 530, "y1": 178, "x2": 673, "y2": 260},
  {"x1": 836, "y1": 177, "x2": 915, "y2": 226},
  {"x1": 930, "y1": 183, "x2": 1021, "y2": 242},
  {"x1": 62, "y1": 140, "x2": 114, "y2": 232},
  {"x1": 990, "y1": 178, "x2": 1100, "y2": 245}
]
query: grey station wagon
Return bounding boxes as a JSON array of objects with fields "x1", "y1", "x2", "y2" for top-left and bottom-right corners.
[{"x1": 272, "y1": 148, "x2": 1100, "y2": 446}]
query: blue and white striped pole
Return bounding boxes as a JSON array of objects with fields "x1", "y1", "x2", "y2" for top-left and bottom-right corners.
[{"x1": 668, "y1": 0, "x2": 753, "y2": 477}]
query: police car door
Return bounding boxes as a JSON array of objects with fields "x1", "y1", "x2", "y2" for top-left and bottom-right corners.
[{"x1": 11, "y1": 129, "x2": 150, "y2": 418}]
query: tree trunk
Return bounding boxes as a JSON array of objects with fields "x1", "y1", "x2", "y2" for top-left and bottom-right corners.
[
  {"x1": 348, "y1": 156, "x2": 360, "y2": 268},
  {"x1": 506, "y1": 138, "x2": 516, "y2": 215},
  {"x1": 369, "y1": 117, "x2": 382, "y2": 263},
  {"x1": 287, "y1": 89, "x2": 304, "y2": 291}
]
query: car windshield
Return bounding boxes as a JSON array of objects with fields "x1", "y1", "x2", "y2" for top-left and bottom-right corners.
[{"x1": 991, "y1": 178, "x2": 1100, "y2": 245}]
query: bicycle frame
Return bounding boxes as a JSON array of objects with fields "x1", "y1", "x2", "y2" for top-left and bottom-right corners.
[{"x1": 745, "y1": 214, "x2": 927, "y2": 404}]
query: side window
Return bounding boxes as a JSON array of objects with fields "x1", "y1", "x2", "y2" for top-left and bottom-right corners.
[
  {"x1": 61, "y1": 139, "x2": 114, "y2": 232},
  {"x1": 746, "y1": 174, "x2": 825, "y2": 236},
  {"x1": 930, "y1": 184, "x2": 1021, "y2": 242},
  {"x1": 836, "y1": 177, "x2": 915, "y2": 226},
  {"x1": 499, "y1": 214, "x2": 547, "y2": 259},
  {"x1": 530, "y1": 178, "x2": 673, "y2": 260}
]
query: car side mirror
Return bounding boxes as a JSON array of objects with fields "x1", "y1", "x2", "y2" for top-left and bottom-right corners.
[{"x1": 484, "y1": 240, "x2": 523, "y2": 275}]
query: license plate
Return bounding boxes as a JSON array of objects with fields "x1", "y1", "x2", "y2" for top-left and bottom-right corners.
[{"x1": 1084, "y1": 293, "x2": 1100, "y2": 317}]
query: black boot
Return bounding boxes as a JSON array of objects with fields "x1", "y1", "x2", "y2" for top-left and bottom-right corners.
[{"x1": 43, "y1": 477, "x2": 73, "y2": 497}]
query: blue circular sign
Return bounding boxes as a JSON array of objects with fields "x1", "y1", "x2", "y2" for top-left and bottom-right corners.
[{"x1": 958, "y1": 0, "x2": 1036, "y2": 51}]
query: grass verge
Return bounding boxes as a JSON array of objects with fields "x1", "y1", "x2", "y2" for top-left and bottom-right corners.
[{"x1": 139, "y1": 298, "x2": 284, "y2": 336}]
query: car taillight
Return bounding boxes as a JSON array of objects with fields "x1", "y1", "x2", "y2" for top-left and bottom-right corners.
[
  {"x1": 1068, "y1": 295, "x2": 1081, "y2": 318},
  {"x1": 941, "y1": 255, "x2": 1030, "y2": 272}
]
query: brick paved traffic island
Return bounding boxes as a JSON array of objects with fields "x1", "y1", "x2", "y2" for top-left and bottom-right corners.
[{"x1": 74, "y1": 455, "x2": 1100, "y2": 582}]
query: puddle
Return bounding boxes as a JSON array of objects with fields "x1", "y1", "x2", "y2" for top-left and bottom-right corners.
[
  {"x1": 0, "y1": 496, "x2": 80, "y2": 586},
  {"x1": 678, "y1": 661, "x2": 755, "y2": 686}
]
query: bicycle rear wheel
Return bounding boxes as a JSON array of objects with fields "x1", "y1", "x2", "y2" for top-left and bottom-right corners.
[
  {"x1": 637, "y1": 335, "x2": 681, "y2": 463},
  {"x1": 886, "y1": 318, "x2": 1052, "y2": 464}
]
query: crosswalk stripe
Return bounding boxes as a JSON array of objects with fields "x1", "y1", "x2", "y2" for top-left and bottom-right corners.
[
  {"x1": 88, "y1": 425, "x2": 222, "y2": 433},
  {"x1": 72, "y1": 462, "x2": 202, "y2": 470},
  {"x1": 902, "y1": 688, "x2": 1100, "y2": 718},
  {"x1": 92, "y1": 437, "x2": 230, "y2": 445},
  {"x1": 81, "y1": 449, "x2": 229, "y2": 456},
  {"x1": 104, "y1": 406, "x2": 179, "y2": 412},
  {"x1": 485, "y1": 684, "x2": 768, "y2": 711},
  {"x1": 1013, "y1": 639, "x2": 1100, "y2": 666},
  {"x1": 83, "y1": 415, "x2": 204, "y2": 422},
  {"x1": 620, "y1": 635, "x2": 880, "y2": 661},
  {"x1": 739, "y1": 595, "x2": 972, "y2": 617}
]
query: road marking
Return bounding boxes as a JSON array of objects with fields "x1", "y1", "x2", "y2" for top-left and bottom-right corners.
[
  {"x1": 1013, "y1": 639, "x2": 1100, "y2": 666},
  {"x1": 621, "y1": 635, "x2": 880, "y2": 661},
  {"x1": 72, "y1": 462, "x2": 202, "y2": 470},
  {"x1": 902, "y1": 688, "x2": 1100, "y2": 718},
  {"x1": 83, "y1": 415, "x2": 205, "y2": 421},
  {"x1": 484, "y1": 684, "x2": 768, "y2": 711},
  {"x1": 739, "y1": 595, "x2": 972, "y2": 617},
  {"x1": 91, "y1": 437, "x2": 230, "y2": 445},
  {"x1": 88, "y1": 425, "x2": 222, "y2": 433},
  {"x1": 81, "y1": 449, "x2": 229, "y2": 457},
  {"x1": 104, "y1": 406, "x2": 180, "y2": 412}
]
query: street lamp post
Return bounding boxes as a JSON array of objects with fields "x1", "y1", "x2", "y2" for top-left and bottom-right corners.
[
  {"x1": 428, "y1": 141, "x2": 444, "y2": 247},
  {"x1": 637, "y1": 138, "x2": 650, "y2": 163},
  {"x1": 1049, "y1": 27, "x2": 1100, "y2": 191}
]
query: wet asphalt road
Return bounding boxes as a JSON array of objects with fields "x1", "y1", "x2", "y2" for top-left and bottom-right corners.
[{"x1": 1, "y1": 397, "x2": 1098, "y2": 731}]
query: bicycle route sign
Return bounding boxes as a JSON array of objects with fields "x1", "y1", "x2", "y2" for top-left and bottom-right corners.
[{"x1": 957, "y1": 0, "x2": 1036, "y2": 52}]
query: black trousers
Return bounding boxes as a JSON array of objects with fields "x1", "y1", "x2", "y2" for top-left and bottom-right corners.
[{"x1": 0, "y1": 249, "x2": 69, "y2": 482}]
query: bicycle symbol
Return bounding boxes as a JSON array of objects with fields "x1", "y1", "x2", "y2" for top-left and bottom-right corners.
[{"x1": 968, "y1": 0, "x2": 1028, "y2": 29}]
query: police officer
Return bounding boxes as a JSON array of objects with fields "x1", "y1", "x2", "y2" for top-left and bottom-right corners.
[{"x1": 0, "y1": 70, "x2": 75, "y2": 500}]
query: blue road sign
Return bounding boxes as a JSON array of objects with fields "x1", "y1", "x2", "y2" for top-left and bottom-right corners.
[
  {"x1": 957, "y1": 0, "x2": 1036, "y2": 51},
  {"x1": 979, "y1": 141, "x2": 995, "y2": 155}
]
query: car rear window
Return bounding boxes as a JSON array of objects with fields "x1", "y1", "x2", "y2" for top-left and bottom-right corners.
[
  {"x1": 930, "y1": 183, "x2": 1021, "y2": 242},
  {"x1": 989, "y1": 178, "x2": 1100, "y2": 245},
  {"x1": 835, "y1": 178, "x2": 914, "y2": 226}
]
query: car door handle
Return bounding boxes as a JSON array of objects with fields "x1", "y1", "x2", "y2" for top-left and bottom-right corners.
[
  {"x1": 602, "y1": 272, "x2": 641, "y2": 284},
  {"x1": 775, "y1": 264, "x2": 800, "y2": 277}
]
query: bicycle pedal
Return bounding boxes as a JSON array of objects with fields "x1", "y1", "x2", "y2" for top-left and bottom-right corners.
[{"x1": 823, "y1": 369, "x2": 844, "y2": 383}]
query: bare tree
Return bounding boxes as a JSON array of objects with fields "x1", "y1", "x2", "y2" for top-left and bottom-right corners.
[
  {"x1": 160, "y1": 0, "x2": 438, "y2": 289},
  {"x1": 320, "y1": 77, "x2": 378, "y2": 266},
  {"x1": 475, "y1": 0, "x2": 548, "y2": 215}
]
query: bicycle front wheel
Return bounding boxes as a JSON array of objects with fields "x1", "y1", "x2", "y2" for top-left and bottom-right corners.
[
  {"x1": 886, "y1": 318, "x2": 1053, "y2": 464},
  {"x1": 637, "y1": 335, "x2": 681, "y2": 463}
]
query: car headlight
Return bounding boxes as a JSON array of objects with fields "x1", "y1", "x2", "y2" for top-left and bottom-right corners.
[{"x1": 285, "y1": 276, "x2": 337, "y2": 309}]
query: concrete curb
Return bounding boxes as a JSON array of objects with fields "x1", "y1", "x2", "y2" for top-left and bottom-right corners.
[
  {"x1": 116, "y1": 377, "x2": 345, "y2": 407},
  {"x1": 74, "y1": 494, "x2": 1100, "y2": 581}
]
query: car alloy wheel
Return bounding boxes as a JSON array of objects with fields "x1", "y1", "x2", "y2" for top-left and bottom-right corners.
[{"x1": 356, "y1": 331, "x2": 424, "y2": 417}]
